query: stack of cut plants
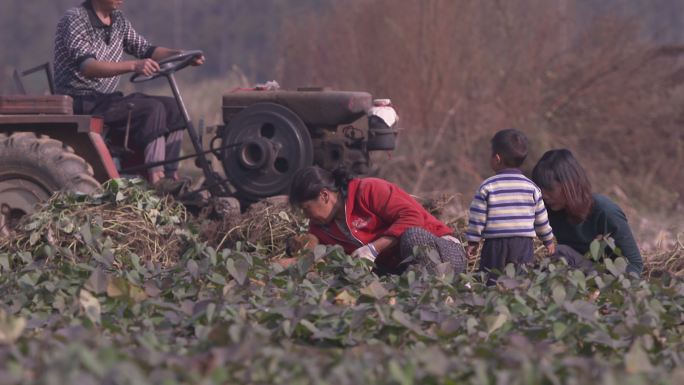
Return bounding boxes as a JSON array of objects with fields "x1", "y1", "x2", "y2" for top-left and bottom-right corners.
[{"x1": 0, "y1": 181, "x2": 682, "y2": 385}]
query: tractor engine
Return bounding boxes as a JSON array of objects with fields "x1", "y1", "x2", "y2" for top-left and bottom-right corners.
[{"x1": 218, "y1": 88, "x2": 398, "y2": 200}]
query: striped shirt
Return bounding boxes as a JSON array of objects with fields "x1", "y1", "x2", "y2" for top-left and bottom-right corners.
[
  {"x1": 54, "y1": 1, "x2": 155, "y2": 96},
  {"x1": 466, "y1": 169, "x2": 554, "y2": 245}
]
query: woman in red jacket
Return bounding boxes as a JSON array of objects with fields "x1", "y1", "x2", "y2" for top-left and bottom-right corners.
[{"x1": 289, "y1": 166, "x2": 467, "y2": 275}]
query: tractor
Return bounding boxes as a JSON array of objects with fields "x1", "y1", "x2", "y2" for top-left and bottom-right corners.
[{"x1": 0, "y1": 51, "x2": 399, "y2": 232}]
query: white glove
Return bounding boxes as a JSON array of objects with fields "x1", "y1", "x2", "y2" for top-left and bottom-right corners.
[
  {"x1": 351, "y1": 243, "x2": 379, "y2": 263},
  {"x1": 441, "y1": 235, "x2": 461, "y2": 245}
]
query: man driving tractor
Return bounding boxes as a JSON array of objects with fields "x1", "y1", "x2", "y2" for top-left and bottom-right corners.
[{"x1": 53, "y1": 0, "x2": 204, "y2": 186}]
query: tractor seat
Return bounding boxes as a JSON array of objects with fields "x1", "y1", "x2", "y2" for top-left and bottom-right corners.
[
  {"x1": 222, "y1": 89, "x2": 373, "y2": 128},
  {"x1": 5, "y1": 63, "x2": 72, "y2": 115},
  {"x1": 0, "y1": 95, "x2": 73, "y2": 115}
]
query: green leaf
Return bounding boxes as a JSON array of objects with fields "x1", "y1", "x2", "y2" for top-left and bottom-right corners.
[
  {"x1": 0, "y1": 254, "x2": 10, "y2": 271},
  {"x1": 206, "y1": 303, "x2": 216, "y2": 323},
  {"x1": 18, "y1": 252, "x2": 33, "y2": 264},
  {"x1": 625, "y1": 341, "x2": 654, "y2": 374},
  {"x1": 313, "y1": 245, "x2": 327, "y2": 261},
  {"x1": 605, "y1": 257, "x2": 627, "y2": 276},
  {"x1": 85, "y1": 268, "x2": 108, "y2": 294},
  {"x1": 226, "y1": 258, "x2": 248, "y2": 285},
  {"x1": 334, "y1": 290, "x2": 357, "y2": 306},
  {"x1": 466, "y1": 317, "x2": 478, "y2": 335},
  {"x1": 389, "y1": 360, "x2": 412, "y2": 385},
  {"x1": 563, "y1": 300, "x2": 597, "y2": 322},
  {"x1": 128, "y1": 285, "x2": 148, "y2": 302},
  {"x1": 187, "y1": 259, "x2": 199, "y2": 279},
  {"x1": 0, "y1": 310, "x2": 26, "y2": 344},
  {"x1": 360, "y1": 281, "x2": 389, "y2": 300},
  {"x1": 131, "y1": 254, "x2": 143, "y2": 273},
  {"x1": 79, "y1": 289, "x2": 101, "y2": 325},
  {"x1": 420, "y1": 346, "x2": 449, "y2": 376},
  {"x1": 80, "y1": 221, "x2": 93, "y2": 246},
  {"x1": 486, "y1": 313, "x2": 508, "y2": 335},
  {"x1": 614, "y1": 257, "x2": 628, "y2": 274},
  {"x1": 552, "y1": 284, "x2": 566, "y2": 305},
  {"x1": 392, "y1": 309, "x2": 429, "y2": 338},
  {"x1": 407, "y1": 270, "x2": 416, "y2": 285},
  {"x1": 426, "y1": 247, "x2": 442, "y2": 265},
  {"x1": 505, "y1": 263, "x2": 516, "y2": 278},
  {"x1": 553, "y1": 322, "x2": 567, "y2": 339},
  {"x1": 589, "y1": 239, "x2": 601, "y2": 260},
  {"x1": 209, "y1": 273, "x2": 228, "y2": 285},
  {"x1": 205, "y1": 247, "x2": 217, "y2": 266},
  {"x1": 299, "y1": 319, "x2": 322, "y2": 337},
  {"x1": 106, "y1": 277, "x2": 128, "y2": 298},
  {"x1": 29, "y1": 231, "x2": 41, "y2": 246},
  {"x1": 570, "y1": 270, "x2": 587, "y2": 291},
  {"x1": 61, "y1": 221, "x2": 75, "y2": 234}
]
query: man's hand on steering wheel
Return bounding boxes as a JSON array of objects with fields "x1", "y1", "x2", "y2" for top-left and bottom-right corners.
[
  {"x1": 133, "y1": 59, "x2": 161, "y2": 77},
  {"x1": 130, "y1": 50, "x2": 204, "y2": 83},
  {"x1": 190, "y1": 54, "x2": 205, "y2": 66}
]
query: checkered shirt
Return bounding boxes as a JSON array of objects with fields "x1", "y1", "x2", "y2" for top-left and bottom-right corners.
[{"x1": 54, "y1": 2, "x2": 155, "y2": 96}]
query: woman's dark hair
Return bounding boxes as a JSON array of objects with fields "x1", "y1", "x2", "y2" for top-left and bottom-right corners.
[
  {"x1": 532, "y1": 149, "x2": 594, "y2": 223},
  {"x1": 288, "y1": 166, "x2": 353, "y2": 205},
  {"x1": 491, "y1": 128, "x2": 528, "y2": 167}
]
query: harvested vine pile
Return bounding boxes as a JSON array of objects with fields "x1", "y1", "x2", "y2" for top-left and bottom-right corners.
[
  {"x1": 0, "y1": 178, "x2": 190, "y2": 268},
  {"x1": 0, "y1": 182, "x2": 683, "y2": 384},
  {"x1": 198, "y1": 196, "x2": 308, "y2": 258},
  {"x1": 643, "y1": 235, "x2": 684, "y2": 279}
]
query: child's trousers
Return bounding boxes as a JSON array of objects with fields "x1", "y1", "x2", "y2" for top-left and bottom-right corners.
[{"x1": 480, "y1": 237, "x2": 534, "y2": 273}]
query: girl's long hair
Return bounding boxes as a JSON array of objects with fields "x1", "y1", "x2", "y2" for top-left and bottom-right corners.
[
  {"x1": 288, "y1": 166, "x2": 352, "y2": 205},
  {"x1": 532, "y1": 149, "x2": 594, "y2": 223}
]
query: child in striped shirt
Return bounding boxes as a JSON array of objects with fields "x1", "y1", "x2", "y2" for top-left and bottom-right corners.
[{"x1": 466, "y1": 129, "x2": 555, "y2": 275}]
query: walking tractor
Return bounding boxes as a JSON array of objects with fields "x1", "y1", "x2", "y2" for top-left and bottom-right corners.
[{"x1": 0, "y1": 51, "x2": 399, "y2": 230}]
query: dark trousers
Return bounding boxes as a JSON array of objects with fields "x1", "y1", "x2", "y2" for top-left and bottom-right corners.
[
  {"x1": 375, "y1": 227, "x2": 467, "y2": 275},
  {"x1": 74, "y1": 92, "x2": 185, "y2": 175},
  {"x1": 551, "y1": 244, "x2": 595, "y2": 272},
  {"x1": 479, "y1": 237, "x2": 534, "y2": 273}
]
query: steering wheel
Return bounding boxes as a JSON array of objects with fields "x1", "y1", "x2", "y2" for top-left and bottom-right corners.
[{"x1": 130, "y1": 50, "x2": 203, "y2": 83}]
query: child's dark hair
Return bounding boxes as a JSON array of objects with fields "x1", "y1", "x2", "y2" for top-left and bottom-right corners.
[
  {"x1": 532, "y1": 149, "x2": 594, "y2": 223},
  {"x1": 491, "y1": 128, "x2": 528, "y2": 167},
  {"x1": 288, "y1": 166, "x2": 353, "y2": 205}
]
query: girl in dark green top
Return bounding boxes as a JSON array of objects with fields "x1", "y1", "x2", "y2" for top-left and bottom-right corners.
[{"x1": 532, "y1": 149, "x2": 643, "y2": 276}]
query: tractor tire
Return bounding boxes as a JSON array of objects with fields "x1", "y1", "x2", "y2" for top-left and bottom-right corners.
[{"x1": 0, "y1": 132, "x2": 100, "y2": 232}]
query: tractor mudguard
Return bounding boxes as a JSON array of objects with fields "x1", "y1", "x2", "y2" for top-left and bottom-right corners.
[
  {"x1": 0, "y1": 114, "x2": 119, "y2": 183},
  {"x1": 222, "y1": 90, "x2": 372, "y2": 128}
]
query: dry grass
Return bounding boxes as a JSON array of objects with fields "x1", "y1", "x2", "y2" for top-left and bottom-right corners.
[
  {"x1": 0, "y1": 188, "x2": 188, "y2": 268},
  {"x1": 198, "y1": 196, "x2": 308, "y2": 259},
  {"x1": 642, "y1": 234, "x2": 684, "y2": 279}
]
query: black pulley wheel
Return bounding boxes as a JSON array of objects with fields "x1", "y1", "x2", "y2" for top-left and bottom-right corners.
[{"x1": 221, "y1": 103, "x2": 313, "y2": 199}]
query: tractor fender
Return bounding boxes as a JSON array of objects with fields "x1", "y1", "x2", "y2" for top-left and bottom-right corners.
[{"x1": 0, "y1": 115, "x2": 119, "y2": 183}]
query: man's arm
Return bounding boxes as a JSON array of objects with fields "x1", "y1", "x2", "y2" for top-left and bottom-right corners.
[
  {"x1": 81, "y1": 58, "x2": 160, "y2": 79},
  {"x1": 603, "y1": 206, "x2": 643, "y2": 276},
  {"x1": 80, "y1": 48, "x2": 204, "y2": 79}
]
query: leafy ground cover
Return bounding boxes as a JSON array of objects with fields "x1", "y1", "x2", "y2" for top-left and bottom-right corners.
[{"x1": 0, "y1": 181, "x2": 683, "y2": 384}]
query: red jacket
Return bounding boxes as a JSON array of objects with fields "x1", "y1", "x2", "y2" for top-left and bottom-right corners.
[{"x1": 309, "y1": 178, "x2": 453, "y2": 268}]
